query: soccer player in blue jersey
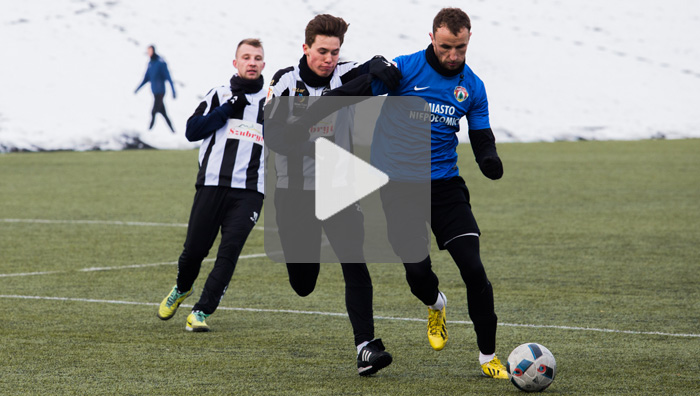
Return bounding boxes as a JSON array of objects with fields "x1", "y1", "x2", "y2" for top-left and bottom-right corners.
[
  {"x1": 300, "y1": 7, "x2": 507, "y2": 378},
  {"x1": 370, "y1": 7, "x2": 508, "y2": 379},
  {"x1": 290, "y1": 7, "x2": 508, "y2": 379}
]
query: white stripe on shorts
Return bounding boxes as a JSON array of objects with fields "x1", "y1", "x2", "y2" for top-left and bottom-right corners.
[{"x1": 443, "y1": 232, "x2": 480, "y2": 247}]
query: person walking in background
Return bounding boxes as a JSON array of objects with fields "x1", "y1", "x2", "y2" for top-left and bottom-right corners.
[
  {"x1": 135, "y1": 45, "x2": 176, "y2": 133},
  {"x1": 156, "y1": 38, "x2": 266, "y2": 332}
]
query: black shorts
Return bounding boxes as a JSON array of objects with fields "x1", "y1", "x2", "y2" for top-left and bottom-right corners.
[
  {"x1": 380, "y1": 176, "x2": 480, "y2": 259},
  {"x1": 430, "y1": 176, "x2": 480, "y2": 250},
  {"x1": 380, "y1": 180, "x2": 431, "y2": 262}
]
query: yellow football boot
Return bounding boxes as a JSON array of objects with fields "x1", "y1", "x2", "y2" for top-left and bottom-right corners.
[
  {"x1": 481, "y1": 356, "x2": 509, "y2": 379},
  {"x1": 157, "y1": 286, "x2": 193, "y2": 320},
  {"x1": 427, "y1": 305, "x2": 448, "y2": 351},
  {"x1": 186, "y1": 310, "x2": 210, "y2": 332}
]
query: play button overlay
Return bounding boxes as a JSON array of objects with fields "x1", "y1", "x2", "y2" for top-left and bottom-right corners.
[
  {"x1": 263, "y1": 96, "x2": 431, "y2": 263},
  {"x1": 314, "y1": 137, "x2": 389, "y2": 221}
]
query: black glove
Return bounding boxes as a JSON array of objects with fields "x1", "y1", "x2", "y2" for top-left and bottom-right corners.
[
  {"x1": 479, "y1": 156, "x2": 503, "y2": 180},
  {"x1": 285, "y1": 115, "x2": 312, "y2": 145},
  {"x1": 468, "y1": 128, "x2": 503, "y2": 180},
  {"x1": 226, "y1": 91, "x2": 250, "y2": 112},
  {"x1": 369, "y1": 55, "x2": 402, "y2": 91}
]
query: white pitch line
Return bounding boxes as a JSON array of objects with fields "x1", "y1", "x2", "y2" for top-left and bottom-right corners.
[
  {"x1": 0, "y1": 271, "x2": 63, "y2": 278},
  {"x1": 76, "y1": 253, "x2": 267, "y2": 272},
  {"x1": 1, "y1": 294, "x2": 698, "y2": 339},
  {"x1": 0, "y1": 253, "x2": 269, "y2": 277},
  {"x1": 0, "y1": 295, "x2": 157, "y2": 306},
  {"x1": 79, "y1": 261, "x2": 180, "y2": 272},
  {"x1": 79, "y1": 253, "x2": 268, "y2": 272},
  {"x1": 0, "y1": 218, "x2": 264, "y2": 231},
  {"x1": 1, "y1": 218, "x2": 188, "y2": 227}
]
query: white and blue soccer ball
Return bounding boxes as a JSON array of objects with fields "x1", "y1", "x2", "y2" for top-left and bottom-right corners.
[{"x1": 506, "y1": 343, "x2": 557, "y2": 392}]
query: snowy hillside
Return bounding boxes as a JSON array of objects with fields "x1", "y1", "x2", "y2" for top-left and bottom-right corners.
[{"x1": 1, "y1": 0, "x2": 699, "y2": 152}]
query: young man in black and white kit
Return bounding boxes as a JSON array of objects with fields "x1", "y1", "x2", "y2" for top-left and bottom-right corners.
[
  {"x1": 157, "y1": 39, "x2": 267, "y2": 332},
  {"x1": 264, "y1": 14, "x2": 401, "y2": 376}
]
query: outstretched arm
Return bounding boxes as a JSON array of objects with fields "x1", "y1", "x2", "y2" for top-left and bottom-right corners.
[
  {"x1": 289, "y1": 56, "x2": 403, "y2": 130},
  {"x1": 134, "y1": 72, "x2": 148, "y2": 93}
]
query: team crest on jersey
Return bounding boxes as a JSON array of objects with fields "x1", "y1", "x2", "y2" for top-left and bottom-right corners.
[
  {"x1": 265, "y1": 86, "x2": 274, "y2": 104},
  {"x1": 454, "y1": 86, "x2": 468, "y2": 102}
]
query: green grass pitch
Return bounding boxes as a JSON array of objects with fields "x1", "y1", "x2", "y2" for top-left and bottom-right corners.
[{"x1": 1, "y1": 139, "x2": 698, "y2": 395}]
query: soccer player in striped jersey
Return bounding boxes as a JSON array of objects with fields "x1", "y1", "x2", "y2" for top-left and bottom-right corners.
[
  {"x1": 157, "y1": 38, "x2": 267, "y2": 333},
  {"x1": 264, "y1": 14, "x2": 400, "y2": 376}
]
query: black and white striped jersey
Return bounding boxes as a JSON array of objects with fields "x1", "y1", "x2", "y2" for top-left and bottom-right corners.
[
  {"x1": 189, "y1": 84, "x2": 266, "y2": 194},
  {"x1": 265, "y1": 61, "x2": 365, "y2": 190}
]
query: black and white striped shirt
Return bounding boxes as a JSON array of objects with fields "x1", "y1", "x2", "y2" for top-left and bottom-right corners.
[
  {"x1": 265, "y1": 60, "x2": 367, "y2": 190},
  {"x1": 188, "y1": 81, "x2": 266, "y2": 194}
]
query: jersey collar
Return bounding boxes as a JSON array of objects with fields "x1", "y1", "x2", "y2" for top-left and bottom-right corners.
[
  {"x1": 298, "y1": 55, "x2": 334, "y2": 88},
  {"x1": 425, "y1": 44, "x2": 464, "y2": 77}
]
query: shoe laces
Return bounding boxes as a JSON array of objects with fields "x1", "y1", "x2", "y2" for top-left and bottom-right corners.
[
  {"x1": 485, "y1": 357, "x2": 504, "y2": 370},
  {"x1": 166, "y1": 289, "x2": 182, "y2": 306},
  {"x1": 490, "y1": 357, "x2": 504, "y2": 369},
  {"x1": 192, "y1": 310, "x2": 208, "y2": 322},
  {"x1": 428, "y1": 309, "x2": 444, "y2": 335},
  {"x1": 166, "y1": 291, "x2": 178, "y2": 306}
]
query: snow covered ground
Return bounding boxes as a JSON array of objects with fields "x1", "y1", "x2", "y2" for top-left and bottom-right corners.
[{"x1": 2, "y1": 0, "x2": 699, "y2": 152}]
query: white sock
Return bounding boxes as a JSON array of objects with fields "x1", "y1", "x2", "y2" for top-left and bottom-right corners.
[
  {"x1": 356, "y1": 340, "x2": 370, "y2": 355},
  {"x1": 428, "y1": 291, "x2": 446, "y2": 310},
  {"x1": 479, "y1": 352, "x2": 495, "y2": 365}
]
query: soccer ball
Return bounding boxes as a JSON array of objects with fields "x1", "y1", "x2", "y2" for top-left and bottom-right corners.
[{"x1": 506, "y1": 343, "x2": 557, "y2": 392}]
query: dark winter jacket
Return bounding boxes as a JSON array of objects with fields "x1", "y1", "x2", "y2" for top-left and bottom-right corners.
[{"x1": 135, "y1": 55, "x2": 176, "y2": 97}]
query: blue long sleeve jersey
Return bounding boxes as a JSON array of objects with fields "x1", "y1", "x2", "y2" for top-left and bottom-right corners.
[
  {"x1": 371, "y1": 49, "x2": 490, "y2": 180},
  {"x1": 136, "y1": 55, "x2": 176, "y2": 96}
]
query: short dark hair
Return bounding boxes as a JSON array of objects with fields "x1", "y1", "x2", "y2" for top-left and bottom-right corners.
[
  {"x1": 433, "y1": 7, "x2": 471, "y2": 35},
  {"x1": 305, "y1": 14, "x2": 349, "y2": 47},
  {"x1": 236, "y1": 38, "x2": 263, "y2": 57}
]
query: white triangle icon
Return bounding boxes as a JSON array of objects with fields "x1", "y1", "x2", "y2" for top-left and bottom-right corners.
[{"x1": 315, "y1": 138, "x2": 389, "y2": 221}]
